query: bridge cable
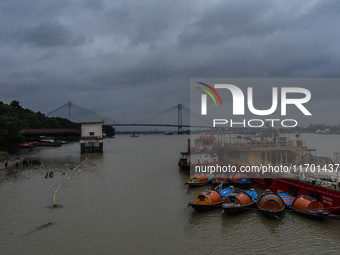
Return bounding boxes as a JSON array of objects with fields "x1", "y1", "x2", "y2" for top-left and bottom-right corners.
[
  {"x1": 46, "y1": 102, "x2": 71, "y2": 116},
  {"x1": 132, "y1": 105, "x2": 179, "y2": 124},
  {"x1": 181, "y1": 105, "x2": 211, "y2": 125}
]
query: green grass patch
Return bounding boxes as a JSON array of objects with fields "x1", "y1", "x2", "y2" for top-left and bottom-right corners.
[{"x1": 0, "y1": 151, "x2": 10, "y2": 161}]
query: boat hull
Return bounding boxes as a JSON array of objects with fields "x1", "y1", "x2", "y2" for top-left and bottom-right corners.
[
  {"x1": 292, "y1": 208, "x2": 330, "y2": 220},
  {"x1": 185, "y1": 181, "x2": 211, "y2": 187},
  {"x1": 189, "y1": 202, "x2": 223, "y2": 212},
  {"x1": 189, "y1": 189, "x2": 224, "y2": 212},
  {"x1": 277, "y1": 190, "x2": 330, "y2": 219},
  {"x1": 258, "y1": 209, "x2": 284, "y2": 219},
  {"x1": 229, "y1": 174, "x2": 252, "y2": 187},
  {"x1": 222, "y1": 202, "x2": 255, "y2": 216},
  {"x1": 257, "y1": 191, "x2": 285, "y2": 219},
  {"x1": 178, "y1": 159, "x2": 190, "y2": 174},
  {"x1": 228, "y1": 180, "x2": 252, "y2": 188}
]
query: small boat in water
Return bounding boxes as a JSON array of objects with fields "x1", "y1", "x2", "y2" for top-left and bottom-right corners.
[
  {"x1": 228, "y1": 173, "x2": 252, "y2": 187},
  {"x1": 257, "y1": 190, "x2": 285, "y2": 218},
  {"x1": 19, "y1": 142, "x2": 34, "y2": 148},
  {"x1": 212, "y1": 173, "x2": 229, "y2": 186},
  {"x1": 189, "y1": 185, "x2": 235, "y2": 212},
  {"x1": 214, "y1": 183, "x2": 235, "y2": 201},
  {"x1": 185, "y1": 174, "x2": 212, "y2": 187},
  {"x1": 276, "y1": 190, "x2": 295, "y2": 208},
  {"x1": 222, "y1": 189, "x2": 257, "y2": 215},
  {"x1": 188, "y1": 189, "x2": 223, "y2": 212},
  {"x1": 277, "y1": 190, "x2": 330, "y2": 219}
]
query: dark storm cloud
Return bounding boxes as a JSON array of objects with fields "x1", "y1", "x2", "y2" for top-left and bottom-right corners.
[
  {"x1": 20, "y1": 21, "x2": 86, "y2": 48},
  {"x1": 1, "y1": 0, "x2": 340, "y2": 125},
  {"x1": 178, "y1": 0, "x2": 281, "y2": 47},
  {"x1": 129, "y1": 20, "x2": 168, "y2": 48},
  {"x1": 84, "y1": 0, "x2": 105, "y2": 11}
]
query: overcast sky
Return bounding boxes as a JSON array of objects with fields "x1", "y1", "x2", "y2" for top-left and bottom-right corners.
[{"x1": 1, "y1": 0, "x2": 340, "y2": 126}]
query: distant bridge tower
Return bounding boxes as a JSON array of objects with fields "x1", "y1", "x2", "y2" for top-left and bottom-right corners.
[
  {"x1": 178, "y1": 104, "x2": 183, "y2": 134},
  {"x1": 67, "y1": 101, "x2": 72, "y2": 120}
]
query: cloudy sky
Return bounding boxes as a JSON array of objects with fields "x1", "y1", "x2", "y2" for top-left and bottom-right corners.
[{"x1": 1, "y1": 0, "x2": 340, "y2": 126}]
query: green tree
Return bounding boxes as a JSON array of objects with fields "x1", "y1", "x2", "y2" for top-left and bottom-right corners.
[
  {"x1": 0, "y1": 100, "x2": 80, "y2": 152},
  {"x1": 103, "y1": 125, "x2": 115, "y2": 137}
]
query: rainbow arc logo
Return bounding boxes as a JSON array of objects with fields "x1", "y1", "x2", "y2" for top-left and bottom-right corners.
[
  {"x1": 196, "y1": 82, "x2": 222, "y2": 106},
  {"x1": 197, "y1": 82, "x2": 222, "y2": 115}
]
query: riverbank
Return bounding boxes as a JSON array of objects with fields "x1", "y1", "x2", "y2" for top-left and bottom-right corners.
[{"x1": 0, "y1": 147, "x2": 46, "y2": 182}]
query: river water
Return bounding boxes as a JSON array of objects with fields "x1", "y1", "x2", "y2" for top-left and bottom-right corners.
[{"x1": 1, "y1": 134, "x2": 340, "y2": 255}]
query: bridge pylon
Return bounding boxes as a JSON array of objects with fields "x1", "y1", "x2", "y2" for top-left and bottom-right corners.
[
  {"x1": 178, "y1": 104, "x2": 183, "y2": 134},
  {"x1": 67, "y1": 101, "x2": 72, "y2": 120}
]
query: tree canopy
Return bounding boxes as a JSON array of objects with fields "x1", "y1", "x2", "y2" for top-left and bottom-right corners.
[{"x1": 0, "y1": 101, "x2": 79, "y2": 152}]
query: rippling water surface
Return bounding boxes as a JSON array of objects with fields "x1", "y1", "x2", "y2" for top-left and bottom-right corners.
[{"x1": 1, "y1": 134, "x2": 340, "y2": 255}]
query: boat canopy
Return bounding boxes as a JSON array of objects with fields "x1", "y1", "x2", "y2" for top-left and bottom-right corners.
[{"x1": 292, "y1": 196, "x2": 325, "y2": 211}]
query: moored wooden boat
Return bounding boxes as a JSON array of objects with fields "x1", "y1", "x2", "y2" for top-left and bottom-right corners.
[
  {"x1": 19, "y1": 142, "x2": 34, "y2": 148},
  {"x1": 292, "y1": 195, "x2": 330, "y2": 219},
  {"x1": 212, "y1": 173, "x2": 229, "y2": 186},
  {"x1": 228, "y1": 173, "x2": 252, "y2": 187},
  {"x1": 214, "y1": 183, "x2": 234, "y2": 201},
  {"x1": 185, "y1": 174, "x2": 212, "y2": 187},
  {"x1": 276, "y1": 189, "x2": 295, "y2": 208},
  {"x1": 222, "y1": 189, "x2": 257, "y2": 215},
  {"x1": 277, "y1": 189, "x2": 330, "y2": 219},
  {"x1": 257, "y1": 190, "x2": 285, "y2": 218},
  {"x1": 188, "y1": 189, "x2": 223, "y2": 212},
  {"x1": 256, "y1": 178, "x2": 340, "y2": 215}
]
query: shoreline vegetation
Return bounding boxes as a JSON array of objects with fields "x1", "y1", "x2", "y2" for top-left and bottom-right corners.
[
  {"x1": 0, "y1": 100, "x2": 78, "y2": 180},
  {"x1": 0, "y1": 100, "x2": 80, "y2": 153},
  {"x1": 0, "y1": 100, "x2": 115, "y2": 175}
]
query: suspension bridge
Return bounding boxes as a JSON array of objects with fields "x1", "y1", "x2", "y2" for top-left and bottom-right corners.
[{"x1": 46, "y1": 102, "x2": 209, "y2": 133}]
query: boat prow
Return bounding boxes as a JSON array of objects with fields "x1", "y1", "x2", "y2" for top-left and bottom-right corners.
[
  {"x1": 222, "y1": 188, "x2": 257, "y2": 215},
  {"x1": 277, "y1": 190, "x2": 330, "y2": 220},
  {"x1": 257, "y1": 190, "x2": 285, "y2": 218},
  {"x1": 185, "y1": 174, "x2": 212, "y2": 187},
  {"x1": 214, "y1": 183, "x2": 234, "y2": 201},
  {"x1": 292, "y1": 195, "x2": 330, "y2": 219},
  {"x1": 188, "y1": 189, "x2": 223, "y2": 212},
  {"x1": 212, "y1": 173, "x2": 229, "y2": 186},
  {"x1": 228, "y1": 173, "x2": 252, "y2": 187}
]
